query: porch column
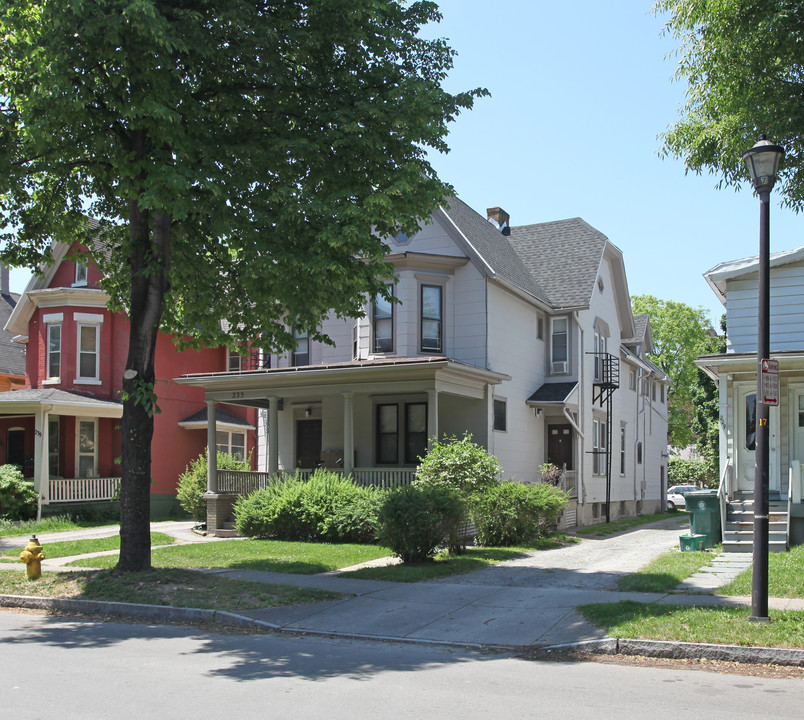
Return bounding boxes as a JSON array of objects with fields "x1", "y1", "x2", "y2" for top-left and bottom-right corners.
[
  {"x1": 34, "y1": 407, "x2": 51, "y2": 519},
  {"x1": 206, "y1": 400, "x2": 218, "y2": 493},
  {"x1": 427, "y1": 390, "x2": 439, "y2": 447},
  {"x1": 718, "y1": 374, "x2": 730, "y2": 497},
  {"x1": 343, "y1": 392, "x2": 354, "y2": 476},
  {"x1": 268, "y1": 396, "x2": 279, "y2": 475}
]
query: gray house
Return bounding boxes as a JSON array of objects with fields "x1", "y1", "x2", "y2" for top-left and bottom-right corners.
[
  {"x1": 177, "y1": 196, "x2": 669, "y2": 534},
  {"x1": 697, "y1": 245, "x2": 804, "y2": 550}
]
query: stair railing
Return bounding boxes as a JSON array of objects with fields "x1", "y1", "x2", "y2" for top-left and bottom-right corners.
[
  {"x1": 787, "y1": 461, "x2": 799, "y2": 549},
  {"x1": 717, "y1": 458, "x2": 731, "y2": 545}
]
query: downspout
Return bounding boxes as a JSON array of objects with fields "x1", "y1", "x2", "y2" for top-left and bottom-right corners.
[{"x1": 573, "y1": 311, "x2": 585, "y2": 504}]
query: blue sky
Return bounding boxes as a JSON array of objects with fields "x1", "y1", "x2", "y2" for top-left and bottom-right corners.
[
  {"x1": 7, "y1": 1, "x2": 800, "y2": 328},
  {"x1": 420, "y1": 0, "x2": 801, "y2": 327}
]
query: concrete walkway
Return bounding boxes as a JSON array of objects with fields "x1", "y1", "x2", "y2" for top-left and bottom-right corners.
[{"x1": 3, "y1": 517, "x2": 804, "y2": 657}]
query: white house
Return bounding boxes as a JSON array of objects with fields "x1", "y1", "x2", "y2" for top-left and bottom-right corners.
[
  {"x1": 697, "y1": 245, "x2": 804, "y2": 550},
  {"x1": 176, "y1": 196, "x2": 669, "y2": 533}
]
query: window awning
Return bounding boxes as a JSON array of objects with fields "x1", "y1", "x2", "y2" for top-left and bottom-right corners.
[
  {"x1": 526, "y1": 381, "x2": 578, "y2": 407},
  {"x1": 178, "y1": 407, "x2": 255, "y2": 432}
]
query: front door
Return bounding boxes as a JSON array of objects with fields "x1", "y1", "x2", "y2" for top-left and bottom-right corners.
[
  {"x1": 296, "y1": 419, "x2": 322, "y2": 469},
  {"x1": 735, "y1": 382, "x2": 780, "y2": 493},
  {"x1": 547, "y1": 424, "x2": 573, "y2": 470}
]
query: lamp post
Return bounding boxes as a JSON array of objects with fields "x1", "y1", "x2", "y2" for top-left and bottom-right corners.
[{"x1": 742, "y1": 135, "x2": 784, "y2": 622}]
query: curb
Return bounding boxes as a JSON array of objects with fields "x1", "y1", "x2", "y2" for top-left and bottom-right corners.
[{"x1": 541, "y1": 638, "x2": 804, "y2": 668}]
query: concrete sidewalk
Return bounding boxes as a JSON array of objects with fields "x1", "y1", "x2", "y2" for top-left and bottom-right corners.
[{"x1": 3, "y1": 516, "x2": 804, "y2": 664}]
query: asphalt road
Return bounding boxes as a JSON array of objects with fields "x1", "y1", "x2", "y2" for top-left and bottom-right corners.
[{"x1": 2, "y1": 612, "x2": 801, "y2": 720}]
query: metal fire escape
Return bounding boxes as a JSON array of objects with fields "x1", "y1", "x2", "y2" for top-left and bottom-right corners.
[{"x1": 589, "y1": 352, "x2": 619, "y2": 523}]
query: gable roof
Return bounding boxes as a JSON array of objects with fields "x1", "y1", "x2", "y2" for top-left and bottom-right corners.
[
  {"x1": 704, "y1": 244, "x2": 804, "y2": 304},
  {"x1": 438, "y1": 196, "x2": 551, "y2": 305},
  {"x1": 507, "y1": 218, "x2": 608, "y2": 309}
]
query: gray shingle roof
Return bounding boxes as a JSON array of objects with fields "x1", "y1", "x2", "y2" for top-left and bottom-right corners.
[
  {"x1": 0, "y1": 388, "x2": 121, "y2": 408},
  {"x1": 526, "y1": 381, "x2": 578, "y2": 404},
  {"x1": 439, "y1": 197, "x2": 551, "y2": 304},
  {"x1": 507, "y1": 218, "x2": 608, "y2": 309},
  {"x1": 0, "y1": 292, "x2": 25, "y2": 376},
  {"x1": 624, "y1": 314, "x2": 649, "y2": 345}
]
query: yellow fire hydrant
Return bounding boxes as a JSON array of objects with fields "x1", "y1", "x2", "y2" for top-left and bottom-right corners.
[{"x1": 19, "y1": 535, "x2": 45, "y2": 580}]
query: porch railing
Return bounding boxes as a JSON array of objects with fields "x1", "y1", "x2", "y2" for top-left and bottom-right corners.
[
  {"x1": 560, "y1": 469, "x2": 578, "y2": 499},
  {"x1": 47, "y1": 477, "x2": 121, "y2": 504},
  {"x1": 216, "y1": 467, "x2": 417, "y2": 495}
]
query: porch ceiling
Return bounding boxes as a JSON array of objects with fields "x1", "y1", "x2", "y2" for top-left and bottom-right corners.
[
  {"x1": 0, "y1": 388, "x2": 123, "y2": 418},
  {"x1": 175, "y1": 357, "x2": 510, "y2": 406},
  {"x1": 696, "y1": 351, "x2": 804, "y2": 380}
]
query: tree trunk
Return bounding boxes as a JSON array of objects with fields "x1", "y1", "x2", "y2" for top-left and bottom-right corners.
[{"x1": 117, "y1": 130, "x2": 171, "y2": 572}]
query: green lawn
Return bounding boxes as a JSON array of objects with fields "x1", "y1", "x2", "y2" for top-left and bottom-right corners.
[
  {"x1": 719, "y1": 544, "x2": 804, "y2": 598},
  {"x1": 0, "y1": 532, "x2": 177, "y2": 561},
  {"x1": 67, "y1": 539, "x2": 394, "y2": 574},
  {"x1": 574, "y1": 512, "x2": 688, "y2": 537},
  {"x1": 341, "y1": 535, "x2": 575, "y2": 582},
  {"x1": 579, "y1": 600, "x2": 804, "y2": 649},
  {"x1": 614, "y1": 548, "x2": 719, "y2": 593},
  {"x1": 0, "y1": 568, "x2": 340, "y2": 610},
  {"x1": 0, "y1": 516, "x2": 116, "y2": 538}
]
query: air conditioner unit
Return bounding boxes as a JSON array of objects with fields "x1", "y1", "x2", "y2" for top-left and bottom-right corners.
[{"x1": 551, "y1": 361, "x2": 568, "y2": 374}]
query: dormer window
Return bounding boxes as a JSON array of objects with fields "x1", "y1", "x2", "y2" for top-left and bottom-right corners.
[{"x1": 74, "y1": 261, "x2": 88, "y2": 287}]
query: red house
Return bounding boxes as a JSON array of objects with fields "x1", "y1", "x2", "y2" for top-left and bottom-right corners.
[{"x1": 0, "y1": 239, "x2": 257, "y2": 518}]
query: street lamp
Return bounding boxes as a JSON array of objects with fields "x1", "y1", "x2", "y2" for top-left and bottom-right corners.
[{"x1": 742, "y1": 135, "x2": 784, "y2": 622}]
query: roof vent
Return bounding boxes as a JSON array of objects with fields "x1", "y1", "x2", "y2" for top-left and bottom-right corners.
[{"x1": 486, "y1": 207, "x2": 510, "y2": 236}]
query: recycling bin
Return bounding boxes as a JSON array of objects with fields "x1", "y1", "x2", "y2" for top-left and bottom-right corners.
[{"x1": 685, "y1": 490, "x2": 721, "y2": 549}]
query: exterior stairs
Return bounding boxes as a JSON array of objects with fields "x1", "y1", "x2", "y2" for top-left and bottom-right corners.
[{"x1": 722, "y1": 491, "x2": 788, "y2": 553}]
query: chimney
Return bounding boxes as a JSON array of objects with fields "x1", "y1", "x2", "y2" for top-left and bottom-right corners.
[
  {"x1": 1, "y1": 264, "x2": 8, "y2": 296},
  {"x1": 486, "y1": 207, "x2": 510, "y2": 236}
]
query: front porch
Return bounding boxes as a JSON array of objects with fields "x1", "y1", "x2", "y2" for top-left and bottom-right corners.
[{"x1": 175, "y1": 357, "x2": 511, "y2": 535}]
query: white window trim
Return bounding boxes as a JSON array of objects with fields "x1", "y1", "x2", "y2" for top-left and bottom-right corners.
[
  {"x1": 72, "y1": 261, "x2": 88, "y2": 287},
  {"x1": 216, "y1": 429, "x2": 247, "y2": 461},
  {"x1": 550, "y1": 316, "x2": 569, "y2": 374},
  {"x1": 45, "y1": 320, "x2": 62, "y2": 384},
  {"x1": 75, "y1": 417, "x2": 98, "y2": 478},
  {"x1": 74, "y1": 316, "x2": 102, "y2": 384},
  {"x1": 419, "y1": 281, "x2": 444, "y2": 354}
]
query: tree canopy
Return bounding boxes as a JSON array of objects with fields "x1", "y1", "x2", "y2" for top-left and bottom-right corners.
[
  {"x1": 0, "y1": 0, "x2": 482, "y2": 570},
  {"x1": 654, "y1": 0, "x2": 804, "y2": 208},
  {"x1": 632, "y1": 295, "x2": 720, "y2": 448}
]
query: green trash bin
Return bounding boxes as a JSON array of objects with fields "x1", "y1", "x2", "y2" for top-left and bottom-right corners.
[
  {"x1": 685, "y1": 490, "x2": 721, "y2": 549},
  {"x1": 679, "y1": 533, "x2": 706, "y2": 552}
]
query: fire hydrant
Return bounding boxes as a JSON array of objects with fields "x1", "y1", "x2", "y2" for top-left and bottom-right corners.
[{"x1": 19, "y1": 535, "x2": 45, "y2": 580}]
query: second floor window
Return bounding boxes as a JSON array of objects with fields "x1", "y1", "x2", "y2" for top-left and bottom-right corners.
[
  {"x1": 47, "y1": 324, "x2": 61, "y2": 380},
  {"x1": 292, "y1": 329, "x2": 308, "y2": 366},
  {"x1": 373, "y1": 285, "x2": 394, "y2": 353},
  {"x1": 421, "y1": 285, "x2": 442, "y2": 353},
  {"x1": 551, "y1": 317, "x2": 568, "y2": 373},
  {"x1": 77, "y1": 323, "x2": 99, "y2": 381},
  {"x1": 594, "y1": 330, "x2": 607, "y2": 381}
]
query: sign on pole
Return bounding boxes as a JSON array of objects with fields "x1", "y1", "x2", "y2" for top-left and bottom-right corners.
[{"x1": 761, "y1": 358, "x2": 779, "y2": 406}]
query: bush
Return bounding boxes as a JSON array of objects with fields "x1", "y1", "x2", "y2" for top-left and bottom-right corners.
[
  {"x1": 177, "y1": 451, "x2": 250, "y2": 522},
  {"x1": 234, "y1": 470, "x2": 384, "y2": 543},
  {"x1": 377, "y1": 484, "x2": 464, "y2": 563},
  {"x1": 668, "y1": 456, "x2": 710, "y2": 488},
  {"x1": 470, "y1": 482, "x2": 568, "y2": 546},
  {"x1": 415, "y1": 433, "x2": 501, "y2": 496},
  {"x1": 0, "y1": 464, "x2": 37, "y2": 521},
  {"x1": 538, "y1": 463, "x2": 563, "y2": 485}
]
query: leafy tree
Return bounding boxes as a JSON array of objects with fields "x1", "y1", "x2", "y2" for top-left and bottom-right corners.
[
  {"x1": 631, "y1": 295, "x2": 721, "y2": 448},
  {"x1": 0, "y1": 1, "x2": 482, "y2": 571},
  {"x1": 654, "y1": 0, "x2": 803, "y2": 207}
]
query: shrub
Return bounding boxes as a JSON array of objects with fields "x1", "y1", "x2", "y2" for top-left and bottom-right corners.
[
  {"x1": 0, "y1": 464, "x2": 37, "y2": 521},
  {"x1": 234, "y1": 470, "x2": 384, "y2": 543},
  {"x1": 377, "y1": 484, "x2": 464, "y2": 563},
  {"x1": 177, "y1": 451, "x2": 250, "y2": 522},
  {"x1": 668, "y1": 456, "x2": 710, "y2": 488},
  {"x1": 538, "y1": 462, "x2": 563, "y2": 485},
  {"x1": 470, "y1": 481, "x2": 569, "y2": 546},
  {"x1": 415, "y1": 433, "x2": 502, "y2": 496}
]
